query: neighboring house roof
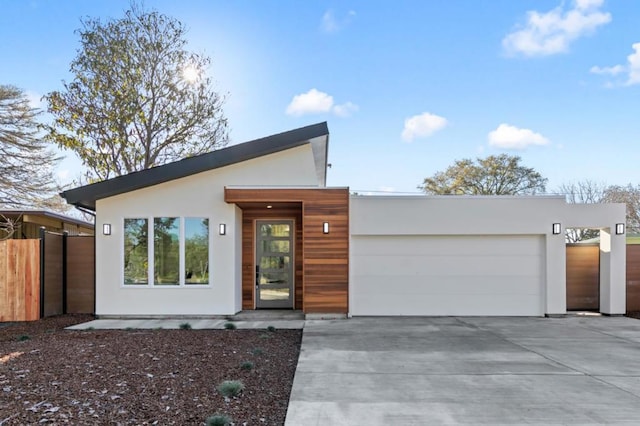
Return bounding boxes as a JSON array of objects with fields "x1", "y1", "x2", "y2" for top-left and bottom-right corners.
[
  {"x1": 577, "y1": 233, "x2": 640, "y2": 245},
  {"x1": 0, "y1": 210, "x2": 94, "y2": 229},
  {"x1": 61, "y1": 122, "x2": 329, "y2": 211}
]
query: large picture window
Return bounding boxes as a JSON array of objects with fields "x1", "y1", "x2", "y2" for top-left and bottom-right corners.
[{"x1": 123, "y1": 217, "x2": 210, "y2": 287}]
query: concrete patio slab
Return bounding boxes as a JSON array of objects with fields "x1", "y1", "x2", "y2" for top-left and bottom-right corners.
[{"x1": 286, "y1": 316, "x2": 640, "y2": 425}]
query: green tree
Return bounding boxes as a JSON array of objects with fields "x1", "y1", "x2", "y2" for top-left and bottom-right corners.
[
  {"x1": 45, "y1": 4, "x2": 229, "y2": 182},
  {"x1": 420, "y1": 154, "x2": 547, "y2": 195},
  {"x1": 0, "y1": 85, "x2": 59, "y2": 209}
]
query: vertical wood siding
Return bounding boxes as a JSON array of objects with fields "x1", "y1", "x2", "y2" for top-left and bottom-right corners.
[
  {"x1": 227, "y1": 188, "x2": 349, "y2": 314},
  {"x1": 566, "y1": 245, "x2": 600, "y2": 310},
  {"x1": 627, "y1": 245, "x2": 640, "y2": 311},
  {"x1": 0, "y1": 240, "x2": 40, "y2": 321}
]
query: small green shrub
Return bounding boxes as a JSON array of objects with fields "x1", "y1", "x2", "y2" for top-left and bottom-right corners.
[
  {"x1": 223, "y1": 322, "x2": 236, "y2": 330},
  {"x1": 251, "y1": 347, "x2": 264, "y2": 356},
  {"x1": 206, "y1": 414, "x2": 233, "y2": 426},
  {"x1": 179, "y1": 322, "x2": 192, "y2": 330},
  {"x1": 16, "y1": 334, "x2": 30, "y2": 342},
  {"x1": 85, "y1": 326, "x2": 95, "y2": 331},
  {"x1": 240, "y1": 360, "x2": 254, "y2": 371},
  {"x1": 266, "y1": 325, "x2": 276, "y2": 332},
  {"x1": 217, "y1": 380, "x2": 244, "y2": 398},
  {"x1": 125, "y1": 327, "x2": 134, "y2": 331}
]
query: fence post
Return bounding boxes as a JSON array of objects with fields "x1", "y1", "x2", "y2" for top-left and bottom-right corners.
[
  {"x1": 62, "y1": 231, "x2": 68, "y2": 314},
  {"x1": 39, "y1": 226, "x2": 46, "y2": 319}
]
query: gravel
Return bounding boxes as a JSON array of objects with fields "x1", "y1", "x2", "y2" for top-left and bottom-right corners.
[{"x1": 0, "y1": 315, "x2": 301, "y2": 425}]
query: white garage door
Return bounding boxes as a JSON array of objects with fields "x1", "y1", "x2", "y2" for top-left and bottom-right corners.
[{"x1": 350, "y1": 235, "x2": 544, "y2": 316}]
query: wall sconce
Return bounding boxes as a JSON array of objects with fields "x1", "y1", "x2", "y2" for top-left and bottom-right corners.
[
  {"x1": 616, "y1": 223, "x2": 625, "y2": 235},
  {"x1": 219, "y1": 223, "x2": 226, "y2": 235},
  {"x1": 323, "y1": 222, "x2": 330, "y2": 234},
  {"x1": 552, "y1": 223, "x2": 561, "y2": 235},
  {"x1": 102, "y1": 223, "x2": 111, "y2": 236}
]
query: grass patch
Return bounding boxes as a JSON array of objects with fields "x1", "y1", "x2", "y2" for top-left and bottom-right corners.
[
  {"x1": 16, "y1": 334, "x2": 30, "y2": 342},
  {"x1": 205, "y1": 414, "x2": 233, "y2": 426},
  {"x1": 179, "y1": 322, "x2": 192, "y2": 330},
  {"x1": 223, "y1": 322, "x2": 236, "y2": 330},
  {"x1": 217, "y1": 380, "x2": 244, "y2": 398},
  {"x1": 251, "y1": 347, "x2": 264, "y2": 356},
  {"x1": 266, "y1": 325, "x2": 277, "y2": 332},
  {"x1": 240, "y1": 360, "x2": 254, "y2": 371}
]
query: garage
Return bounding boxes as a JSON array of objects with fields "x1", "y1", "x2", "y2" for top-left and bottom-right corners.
[{"x1": 350, "y1": 235, "x2": 544, "y2": 316}]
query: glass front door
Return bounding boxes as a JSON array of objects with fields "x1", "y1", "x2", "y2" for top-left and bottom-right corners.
[{"x1": 255, "y1": 220, "x2": 294, "y2": 309}]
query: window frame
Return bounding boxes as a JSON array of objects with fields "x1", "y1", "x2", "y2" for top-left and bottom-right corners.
[{"x1": 121, "y1": 216, "x2": 212, "y2": 288}]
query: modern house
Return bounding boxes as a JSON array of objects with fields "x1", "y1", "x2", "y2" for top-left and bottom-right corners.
[{"x1": 61, "y1": 122, "x2": 627, "y2": 318}]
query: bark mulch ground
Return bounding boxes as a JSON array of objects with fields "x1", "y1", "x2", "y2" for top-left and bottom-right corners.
[{"x1": 0, "y1": 315, "x2": 301, "y2": 425}]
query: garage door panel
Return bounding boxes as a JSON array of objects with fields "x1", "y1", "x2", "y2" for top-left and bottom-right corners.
[
  {"x1": 353, "y1": 275, "x2": 542, "y2": 296},
  {"x1": 350, "y1": 235, "x2": 544, "y2": 316},
  {"x1": 352, "y1": 235, "x2": 543, "y2": 256},
  {"x1": 351, "y1": 292, "x2": 542, "y2": 316},
  {"x1": 351, "y1": 255, "x2": 542, "y2": 277}
]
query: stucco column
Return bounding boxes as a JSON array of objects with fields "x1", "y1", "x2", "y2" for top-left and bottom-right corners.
[
  {"x1": 545, "y1": 232, "x2": 566, "y2": 315},
  {"x1": 600, "y1": 228, "x2": 626, "y2": 314}
]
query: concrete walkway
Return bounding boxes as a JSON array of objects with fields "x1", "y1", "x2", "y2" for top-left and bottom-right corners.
[
  {"x1": 285, "y1": 316, "x2": 640, "y2": 425},
  {"x1": 66, "y1": 318, "x2": 304, "y2": 330}
]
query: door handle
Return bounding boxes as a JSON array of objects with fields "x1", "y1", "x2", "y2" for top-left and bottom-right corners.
[{"x1": 255, "y1": 265, "x2": 259, "y2": 287}]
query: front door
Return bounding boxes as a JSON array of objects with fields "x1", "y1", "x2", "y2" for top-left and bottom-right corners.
[{"x1": 255, "y1": 220, "x2": 294, "y2": 309}]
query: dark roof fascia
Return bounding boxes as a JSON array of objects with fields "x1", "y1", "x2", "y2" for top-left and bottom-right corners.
[
  {"x1": 0, "y1": 209, "x2": 94, "y2": 228},
  {"x1": 61, "y1": 122, "x2": 329, "y2": 211}
]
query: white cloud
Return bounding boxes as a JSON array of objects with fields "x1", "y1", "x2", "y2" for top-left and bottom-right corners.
[
  {"x1": 320, "y1": 9, "x2": 356, "y2": 33},
  {"x1": 401, "y1": 112, "x2": 448, "y2": 142},
  {"x1": 26, "y1": 91, "x2": 43, "y2": 109},
  {"x1": 503, "y1": 0, "x2": 611, "y2": 57},
  {"x1": 488, "y1": 124, "x2": 550, "y2": 150},
  {"x1": 333, "y1": 101, "x2": 359, "y2": 117},
  {"x1": 285, "y1": 89, "x2": 358, "y2": 118},
  {"x1": 590, "y1": 43, "x2": 640, "y2": 86},
  {"x1": 627, "y1": 42, "x2": 640, "y2": 85},
  {"x1": 590, "y1": 64, "x2": 625, "y2": 75},
  {"x1": 286, "y1": 89, "x2": 333, "y2": 116}
]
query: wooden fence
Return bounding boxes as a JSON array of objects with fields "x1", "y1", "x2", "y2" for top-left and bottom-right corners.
[
  {"x1": 0, "y1": 231, "x2": 95, "y2": 322},
  {"x1": 0, "y1": 240, "x2": 40, "y2": 321},
  {"x1": 567, "y1": 244, "x2": 640, "y2": 312}
]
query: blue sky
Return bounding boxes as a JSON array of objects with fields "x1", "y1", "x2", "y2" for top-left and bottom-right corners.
[{"x1": 1, "y1": 0, "x2": 639, "y2": 194}]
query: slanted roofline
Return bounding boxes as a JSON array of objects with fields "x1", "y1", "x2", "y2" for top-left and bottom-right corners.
[{"x1": 61, "y1": 122, "x2": 329, "y2": 211}]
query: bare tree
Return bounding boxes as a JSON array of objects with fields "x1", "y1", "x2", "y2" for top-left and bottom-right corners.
[
  {"x1": 557, "y1": 180, "x2": 606, "y2": 243},
  {"x1": 603, "y1": 184, "x2": 640, "y2": 233}
]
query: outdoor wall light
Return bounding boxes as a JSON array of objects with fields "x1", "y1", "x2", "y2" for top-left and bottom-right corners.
[
  {"x1": 616, "y1": 223, "x2": 625, "y2": 235},
  {"x1": 102, "y1": 223, "x2": 111, "y2": 236},
  {"x1": 219, "y1": 223, "x2": 226, "y2": 235},
  {"x1": 552, "y1": 223, "x2": 561, "y2": 235},
  {"x1": 323, "y1": 222, "x2": 330, "y2": 234}
]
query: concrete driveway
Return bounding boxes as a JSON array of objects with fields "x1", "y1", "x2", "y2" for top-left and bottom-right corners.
[{"x1": 285, "y1": 316, "x2": 640, "y2": 425}]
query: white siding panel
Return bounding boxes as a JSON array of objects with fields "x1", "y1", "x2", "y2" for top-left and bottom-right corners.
[{"x1": 351, "y1": 235, "x2": 544, "y2": 316}]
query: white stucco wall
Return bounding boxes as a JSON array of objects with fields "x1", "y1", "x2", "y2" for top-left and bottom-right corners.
[
  {"x1": 95, "y1": 144, "x2": 320, "y2": 316},
  {"x1": 350, "y1": 196, "x2": 626, "y2": 316}
]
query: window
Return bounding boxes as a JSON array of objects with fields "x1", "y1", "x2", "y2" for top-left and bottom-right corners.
[
  {"x1": 185, "y1": 218, "x2": 209, "y2": 284},
  {"x1": 124, "y1": 218, "x2": 148, "y2": 285},
  {"x1": 123, "y1": 217, "x2": 209, "y2": 287}
]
